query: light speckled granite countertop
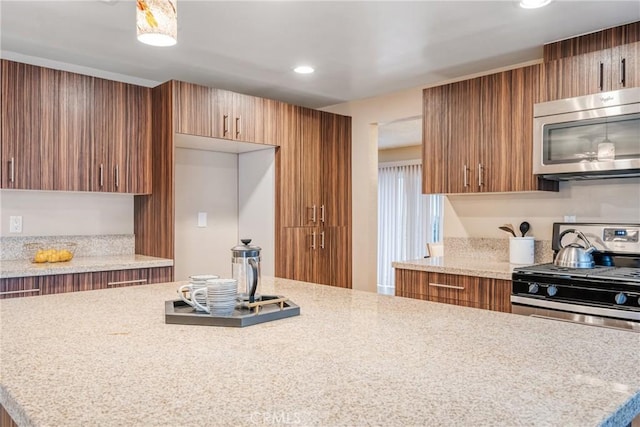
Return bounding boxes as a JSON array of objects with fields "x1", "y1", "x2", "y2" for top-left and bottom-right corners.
[
  {"x1": 392, "y1": 256, "x2": 533, "y2": 280},
  {"x1": 1, "y1": 277, "x2": 638, "y2": 426},
  {"x1": 0, "y1": 255, "x2": 173, "y2": 279}
]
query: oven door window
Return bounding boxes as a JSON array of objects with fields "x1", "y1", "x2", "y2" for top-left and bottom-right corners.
[{"x1": 543, "y1": 112, "x2": 640, "y2": 165}]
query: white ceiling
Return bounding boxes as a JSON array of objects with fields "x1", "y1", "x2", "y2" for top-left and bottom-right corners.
[{"x1": 1, "y1": 1, "x2": 638, "y2": 110}]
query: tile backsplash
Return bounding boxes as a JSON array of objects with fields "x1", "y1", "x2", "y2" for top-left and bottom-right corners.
[
  {"x1": 444, "y1": 237, "x2": 553, "y2": 263},
  {"x1": 0, "y1": 234, "x2": 135, "y2": 261}
]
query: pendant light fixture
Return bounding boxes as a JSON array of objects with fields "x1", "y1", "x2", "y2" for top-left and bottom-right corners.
[{"x1": 137, "y1": 0, "x2": 177, "y2": 47}]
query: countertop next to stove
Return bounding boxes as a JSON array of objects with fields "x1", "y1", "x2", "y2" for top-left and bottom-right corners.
[
  {"x1": 392, "y1": 256, "x2": 526, "y2": 280},
  {"x1": 1, "y1": 277, "x2": 639, "y2": 426}
]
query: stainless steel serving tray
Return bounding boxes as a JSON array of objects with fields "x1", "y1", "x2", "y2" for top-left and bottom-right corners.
[{"x1": 164, "y1": 295, "x2": 300, "y2": 328}]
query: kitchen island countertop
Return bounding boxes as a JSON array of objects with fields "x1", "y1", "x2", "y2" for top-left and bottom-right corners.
[
  {"x1": 1, "y1": 277, "x2": 639, "y2": 426},
  {"x1": 392, "y1": 256, "x2": 528, "y2": 280},
  {"x1": 0, "y1": 254, "x2": 173, "y2": 279}
]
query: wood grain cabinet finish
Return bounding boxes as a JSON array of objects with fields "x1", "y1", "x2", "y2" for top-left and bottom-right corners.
[
  {"x1": 0, "y1": 60, "x2": 151, "y2": 194},
  {"x1": 395, "y1": 268, "x2": 512, "y2": 313},
  {"x1": 422, "y1": 67, "x2": 557, "y2": 194},
  {"x1": 275, "y1": 109, "x2": 352, "y2": 288},
  {"x1": 543, "y1": 42, "x2": 639, "y2": 101},
  {"x1": 0, "y1": 267, "x2": 174, "y2": 299}
]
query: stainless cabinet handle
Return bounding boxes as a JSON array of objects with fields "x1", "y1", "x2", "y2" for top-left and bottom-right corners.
[
  {"x1": 320, "y1": 231, "x2": 325, "y2": 249},
  {"x1": 9, "y1": 157, "x2": 15, "y2": 183},
  {"x1": 107, "y1": 279, "x2": 148, "y2": 287},
  {"x1": 311, "y1": 232, "x2": 317, "y2": 250},
  {"x1": 478, "y1": 163, "x2": 484, "y2": 188},
  {"x1": 235, "y1": 117, "x2": 241, "y2": 138},
  {"x1": 463, "y1": 165, "x2": 469, "y2": 187},
  {"x1": 311, "y1": 205, "x2": 317, "y2": 223},
  {"x1": 599, "y1": 62, "x2": 604, "y2": 91},
  {"x1": 0, "y1": 288, "x2": 40, "y2": 296},
  {"x1": 223, "y1": 115, "x2": 229, "y2": 136},
  {"x1": 429, "y1": 282, "x2": 465, "y2": 290},
  {"x1": 99, "y1": 164, "x2": 104, "y2": 188},
  {"x1": 115, "y1": 165, "x2": 120, "y2": 188},
  {"x1": 621, "y1": 58, "x2": 626, "y2": 87},
  {"x1": 320, "y1": 205, "x2": 325, "y2": 223}
]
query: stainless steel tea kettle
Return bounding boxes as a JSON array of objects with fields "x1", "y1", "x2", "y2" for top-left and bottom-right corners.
[
  {"x1": 231, "y1": 239, "x2": 261, "y2": 303},
  {"x1": 554, "y1": 229, "x2": 597, "y2": 269}
]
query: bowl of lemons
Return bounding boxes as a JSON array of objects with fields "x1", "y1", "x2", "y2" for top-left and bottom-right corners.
[{"x1": 26, "y1": 242, "x2": 77, "y2": 263}]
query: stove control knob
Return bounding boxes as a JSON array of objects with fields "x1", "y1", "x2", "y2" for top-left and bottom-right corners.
[
  {"x1": 528, "y1": 283, "x2": 539, "y2": 294},
  {"x1": 615, "y1": 293, "x2": 627, "y2": 305},
  {"x1": 547, "y1": 285, "x2": 558, "y2": 297}
]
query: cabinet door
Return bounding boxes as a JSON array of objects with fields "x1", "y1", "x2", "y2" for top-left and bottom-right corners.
[
  {"x1": 317, "y1": 226, "x2": 351, "y2": 288},
  {"x1": 480, "y1": 71, "x2": 512, "y2": 193},
  {"x1": 39, "y1": 274, "x2": 75, "y2": 295},
  {"x1": 422, "y1": 85, "x2": 449, "y2": 194},
  {"x1": 148, "y1": 266, "x2": 174, "y2": 283},
  {"x1": 1, "y1": 60, "x2": 56, "y2": 190},
  {"x1": 277, "y1": 104, "x2": 302, "y2": 228},
  {"x1": 256, "y1": 98, "x2": 281, "y2": 146},
  {"x1": 426, "y1": 273, "x2": 491, "y2": 308},
  {"x1": 299, "y1": 108, "x2": 322, "y2": 226},
  {"x1": 232, "y1": 92, "x2": 257, "y2": 143},
  {"x1": 124, "y1": 84, "x2": 152, "y2": 194},
  {"x1": 543, "y1": 50, "x2": 610, "y2": 101},
  {"x1": 0, "y1": 277, "x2": 40, "y2": 299},
  {"x1": 104, "y1": 269, "x2": 149, "y2": 289},
  {"x1": 612, "y1": 42, "x2": 640, "y2": 90},
  {"x1": 447, "y1": 80, "x2": 480, "y2": 193},
  {"x1": 321, "y1": 112, "x2": 351, "y2": 227},
  {"x1": 174, "y1": 81, "x2": 215, "y2": 137},
  {"x1": 280, "y1": 227, "x2": 318, "y2": 283}
]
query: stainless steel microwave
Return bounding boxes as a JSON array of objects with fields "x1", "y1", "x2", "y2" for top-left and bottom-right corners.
[{"x1": 533, "y1": 87, "x2": 640, "y2": 180}]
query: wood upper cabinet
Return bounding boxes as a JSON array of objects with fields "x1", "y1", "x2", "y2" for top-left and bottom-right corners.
[
  {"x1": 299, "y1": 108, "x2": 322, "y2": 226},
  {"x1": 422, "y1": 66, "x2": 557, "y2": 194},
  {"x1": 543, "y1": 42, "x2": 639, "y2": 101},
  {"x1": 321, "y1": 112, "x2": 351, "y2": 228},
  {"x1": 1, "y1": 60, "x2": 151, "y2": 193},
  {"x1": 173, "y1": 81, "x2": 276, "y2": 145},
  {"x1": 92, "y1": 78, "x2": 152, "y2": 194}
]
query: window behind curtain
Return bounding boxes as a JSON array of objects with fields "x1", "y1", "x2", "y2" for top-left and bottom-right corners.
[{"x1": 377, "y1": 161, "x2": 442, "y2": 293}]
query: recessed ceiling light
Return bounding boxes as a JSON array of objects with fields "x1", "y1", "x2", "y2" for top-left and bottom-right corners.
[
  {"x1": 294, "y1": 65, "x2": 315, "y2": 74},
  {"x1": 520, "y1": 0, "x2": 552, "y2": 8}
]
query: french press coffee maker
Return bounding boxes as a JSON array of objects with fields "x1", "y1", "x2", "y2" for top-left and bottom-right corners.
[{"x1": 231, "y1": 239, "x2": 261, "y2": 303}]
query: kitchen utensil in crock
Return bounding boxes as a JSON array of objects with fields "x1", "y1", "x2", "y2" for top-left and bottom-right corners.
[
  {"x1": 499, "y1": 224, "x2": 517, "y2": 238},
  {"x1": 554, "y1": 229, "x2": 597, "y2": 268},
  {"x1": 231, "y1": 239, "x2": 262, "y2": 303},
  {"x1": 519, "y1": 222, "x2": 530, "y2": 237}
]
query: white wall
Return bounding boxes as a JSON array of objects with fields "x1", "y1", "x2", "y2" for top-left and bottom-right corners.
[
  {"x1": 174, "y1": 148, "x2": 239, "y2": 281},
  {"x1": 322, "y1": 60, "x2": 640, "y2": 292},
  {"x1": 238, "y1": 149, "x2": 276, "y2": 277},
  {"x1": 0, "y1": 190, "x2": 133, "y2": 236}
]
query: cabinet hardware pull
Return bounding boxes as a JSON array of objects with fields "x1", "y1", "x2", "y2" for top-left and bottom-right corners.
[
  {"x1": 99, "y1": 164, "x2": 104, "y2": 188},
  {"x1": 235, "y1": 117, "x2": 241, "y2": 138},
  {"x1": 599, "y1": 62, "x2": 604, "y2": 91},
  {"x1": 0, "y1": 288, "x2": 40, "y2": 296},
  {"x1": 223, "y1": 115, "x2": 229, "y2": 136},
  {"x1": 311, "y1": 232, "x2": 317, "y2": 250},
  {"x1": 429, "y1": 282, "x2": 465, "y2": 290},
  {"x1": 107, "y1": 279, "x2": 148, "y2": 287},
  {"x1": 9, "y1": 157, "x2": 15, "y2": 183},
  {"x1": 320, "y1": 231, "x2": 325, "y2": 249},
  {"x1": 115, "y1": 165, "x2": 120, "y2": 188},
  {"x1": 311, "y1": 205, "x2": 317, "y2": 223},
  {"x1": 463, "y1": 164, "x2": 469, "y2": 187},
  {"x1": 320, "y1": 205, "x2": 325, "y2": 223},
  {"x1": 478, "y1": 163, "x2": 484, "y2": 187},
  {"x1": 621, "y1": 58, "x2": 626, "y2": 87}
]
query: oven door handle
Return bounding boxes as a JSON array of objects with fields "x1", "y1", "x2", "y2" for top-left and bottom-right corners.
[{"x1": 510, "y1": 295, "x2": 640, "y2": 322}]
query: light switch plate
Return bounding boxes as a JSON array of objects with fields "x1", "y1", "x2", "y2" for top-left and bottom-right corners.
[
  {"x1": 9, "y1": 216, "x2": 22, "y2": 233},
  {"x1": 564, "y1": 215, "x2": 577, "y2": 223},
  {"x1": 197, "y1": 212, "x2": 207, "y2": 228}
]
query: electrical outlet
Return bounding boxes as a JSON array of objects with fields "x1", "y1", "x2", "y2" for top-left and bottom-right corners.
[
  {"x1": 197, "y1": 212, "x2": 207, "y2": 228},
  {"x1": 564, "y1": 215, "x2": 576, "y2": 223},
  {"x1": 9, "y1": 216, "x2": 22, "y2": 233}
]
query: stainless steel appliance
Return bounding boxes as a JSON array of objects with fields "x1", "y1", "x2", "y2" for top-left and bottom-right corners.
[
  {"x1": 511, "y1": 222, "x2": 640, "y2": 332},
  {"x1": 231, "y1": 239, "x2": 261, "y2": 303},
  {"x1": 533, "y1": 88, "x2": 640, "y2": 180}
]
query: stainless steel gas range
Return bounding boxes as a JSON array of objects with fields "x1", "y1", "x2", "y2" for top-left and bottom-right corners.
[{"x1": 511, "y1": 223, "x2": 640, "y2": 332}]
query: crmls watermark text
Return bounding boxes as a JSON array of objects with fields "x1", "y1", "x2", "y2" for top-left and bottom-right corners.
[{"x1": 250, "y1": 410, "x2": 304, "y2": 425}]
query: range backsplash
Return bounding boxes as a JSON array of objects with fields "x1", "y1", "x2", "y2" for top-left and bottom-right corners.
[
  {"x1": 0, "y1": 234, "x2": 135, "y2": 261},
  {"x1": 443, "y1": 237, "x2": 553, "y2": 264}
]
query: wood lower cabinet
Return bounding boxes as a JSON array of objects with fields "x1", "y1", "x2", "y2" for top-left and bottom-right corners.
[
  {"x1": 394, "y1": 269, "x2": 512, "y2": 313},
  {"x1": 0, "y1": 267, "x2": 174, "y2": 299}
]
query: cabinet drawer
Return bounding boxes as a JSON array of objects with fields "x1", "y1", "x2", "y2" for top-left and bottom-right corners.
[
  {"x1": 426, "y1": 273, "x2": 490, "y2": 306},
  {"x1": 428, "y1": 295, "x2": 491, "y2": 311},
  {"x1": 0, "y1": 277, "x2": 40, "y2": 299}
]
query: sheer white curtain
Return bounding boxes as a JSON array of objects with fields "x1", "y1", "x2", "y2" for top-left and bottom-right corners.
[{"x1": 377, "y1": 161, "x2": 442, "y2": 292}]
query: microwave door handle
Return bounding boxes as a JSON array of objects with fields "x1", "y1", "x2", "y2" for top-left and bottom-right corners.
[
  {"x1": 621, "y1": 58, "x2": 626, "y2": 88},
  {"x1": 599, "y1": 62, "x2": 604, "y2": 91}
]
